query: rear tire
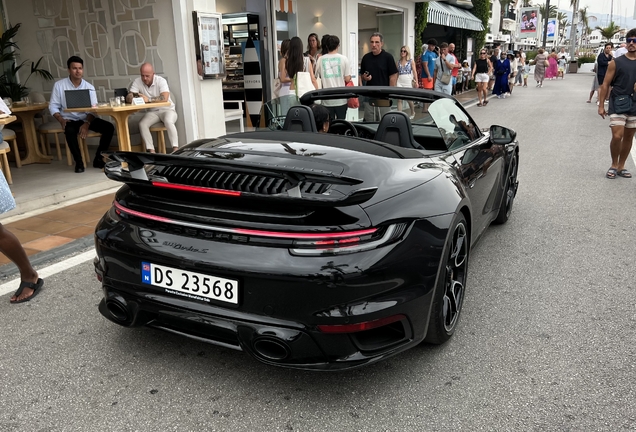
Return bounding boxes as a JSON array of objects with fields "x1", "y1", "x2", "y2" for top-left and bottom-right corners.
[
  {"x1": 424, "y1": 214, "x2": 469, "y2": 345},
  {"x1": 494, "y1": 154, "x2": 518, "y2": 224}
]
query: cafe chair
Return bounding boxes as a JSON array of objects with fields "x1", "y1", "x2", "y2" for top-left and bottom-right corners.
[
  {"x1": 1, "y1": 128, "x2": 20, "y2": 168},
  {"x1": 37, "y1": 121, "x2": 65, "y2": 162},
  {"x1": 79, "y1": 131, "x2": 101, "y2": 166},
  {"x1": 148, "y1": 122, "x2": 168, "y2": 153},
  {"x1": 0, "y1": 141, "x2": 13, "y2": 184},
  {"x1": 29, "y1": 91, "x2": 48, "y2": 128}
]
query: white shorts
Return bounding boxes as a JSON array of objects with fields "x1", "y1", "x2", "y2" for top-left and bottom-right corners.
[
  {"x1": 474, "y1": 73, "x2": 489, "y2": 83},
  {"x1": 609, "y1": 114, "x2": 636, "y2": 128}
]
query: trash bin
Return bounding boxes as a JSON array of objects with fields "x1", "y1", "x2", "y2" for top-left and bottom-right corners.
[{"x1": 568, "y1": 60, "x2": 578, "y2": 74}]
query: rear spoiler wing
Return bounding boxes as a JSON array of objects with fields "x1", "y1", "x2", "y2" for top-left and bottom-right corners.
[{"x1": 102, "y1": 152, "x2": 378, "y2": 207}]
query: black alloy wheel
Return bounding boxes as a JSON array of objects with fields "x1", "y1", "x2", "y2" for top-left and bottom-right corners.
[
  {"x1": 425, "y1": 214, "x2": 469, "y2": 344},
  {"x1": 494, "y1": 154, "x2": 518, "y2": 224}
]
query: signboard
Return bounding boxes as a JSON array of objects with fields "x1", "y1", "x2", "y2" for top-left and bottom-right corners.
[
  {"x1": 519, "y1": 8, "x2": 540, "y2": 39},
  {"x1": 546, "y1": 19, "x2": 558, "y2": 42},
  {"x1": 192, "y1": 11, "x2": 225, "y2": 79}
]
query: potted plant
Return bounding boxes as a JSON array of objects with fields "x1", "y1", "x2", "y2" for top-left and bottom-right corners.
[{"x1": 0, "y1": 23, "x2": 53, "y2": 102}]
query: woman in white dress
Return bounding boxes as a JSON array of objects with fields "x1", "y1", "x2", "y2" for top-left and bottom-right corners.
[{"x1": 396, "y1": 45, "x2": 417, "y2": 118}]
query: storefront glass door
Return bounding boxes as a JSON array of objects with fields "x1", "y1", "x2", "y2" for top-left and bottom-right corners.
[{"x1": 377, "y1": 13, "x2": 403, "y2": 60}]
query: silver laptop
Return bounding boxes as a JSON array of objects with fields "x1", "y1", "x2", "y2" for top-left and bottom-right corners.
[{"x1": 65, "y1": 89, "x2": 92, "y2": 108}]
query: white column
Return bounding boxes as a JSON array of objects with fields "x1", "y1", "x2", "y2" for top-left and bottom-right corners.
[{"x1": 172, "y1": 0, "x2": 227, "y2": 142}]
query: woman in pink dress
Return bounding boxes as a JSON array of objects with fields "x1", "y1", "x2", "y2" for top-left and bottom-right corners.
[{"x1": 545, "y1": 49, "x2": 559, "y2": 80}]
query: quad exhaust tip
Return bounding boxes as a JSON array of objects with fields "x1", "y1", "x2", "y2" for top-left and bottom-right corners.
[
  {"x1": 105, "y1": 299, "x2": 132, "y2": 324},
  {"x1": 252, "y1": 337, "x2": 290, "y2": 361}
]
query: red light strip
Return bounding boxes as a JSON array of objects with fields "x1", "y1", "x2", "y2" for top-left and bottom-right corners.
[
  {"x1": 114, "y1": 201, "x2": 173, "y2": 223},
  {"x1": 235, "y1": 227, "x2": 377, "y2": 239},
  {"x1": 152, "y1": 181, "x2": 241, "y2": 196},
  {"x1": 317, "y1": 314, "x2": 406, "y2": 334},
  {"x1": 114, "y1": 201, "x2": 377, "y2": 240}
]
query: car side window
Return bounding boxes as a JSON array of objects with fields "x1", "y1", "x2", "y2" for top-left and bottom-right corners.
[{"x1": 428, "y1": 99, "x2": 479, "y2": 151}]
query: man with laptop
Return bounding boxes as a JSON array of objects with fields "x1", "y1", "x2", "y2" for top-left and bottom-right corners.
[
  {"x1": 49, "y1": 56, "x2": 115, "y2": 173},
  {"x1": 126, "y1": 62, "x2": 178, "y2": 153}
]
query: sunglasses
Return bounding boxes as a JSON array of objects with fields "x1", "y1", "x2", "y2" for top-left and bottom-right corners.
[
  {"x1": 401, "y1": 49, "x2": 407, "y2": 52},
  {"x1": 480, "y1": 52, "x2": 486, "y2": 54},
  {"x1": 627, "y1": 37, "x2": 636, "y2": 44}
]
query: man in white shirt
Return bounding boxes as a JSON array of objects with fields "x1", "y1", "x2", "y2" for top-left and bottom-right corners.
[
  {"x1": 315, "y1": 35, "x2": 351, "y2": 120},
  {"x1": 614, "y1": 43, "x2": 628, "y2": 57},
  {"x1": 49, "y1": 56, "x2": 115, "y2": 173},
  {"x1": 127, "y1": 63, "x2": 178, "y2": 153}
]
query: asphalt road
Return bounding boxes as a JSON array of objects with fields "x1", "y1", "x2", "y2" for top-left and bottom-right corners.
[{"x1": 1, "y1": 73, "x2": 635, "y2": 431}]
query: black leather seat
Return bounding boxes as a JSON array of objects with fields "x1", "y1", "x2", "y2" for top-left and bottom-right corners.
[
  {"x1": 282, "y1": 105, "x2": 317, "y2": 132},
  {"x1": 374, "y1": 111, "x2": 422, "y2": 149}
]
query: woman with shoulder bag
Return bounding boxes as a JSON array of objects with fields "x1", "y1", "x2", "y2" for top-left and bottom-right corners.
[
  {"x1": 534, "y1": 48, "x2": 548, "y2": 87},
  {"x1": 396, "y1": 45, "x2": 417, "y2": 118},
  {"x1": 287, "y1": 36, "x2": 319, "y2": 100},
  {"x1": 277, "y1": 39, "x2": 292, "y2": 98}
]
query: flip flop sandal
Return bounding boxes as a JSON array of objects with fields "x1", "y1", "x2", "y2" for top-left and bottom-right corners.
[
  {"x1": 477, "y1": 103, "x2": 483, "y2": 107},
  {"x1": 617, "y1": 169, "x2": 632, "y2": 178},
  {"x1": 10, "y1": 278, "x2": 44, "y2": 304},
  {"x1": 606, "y1": 168, "x2": 617, "y2": 179},
  {"x1": 483, "y1": 100, "x2": 489, "y2": 105}
]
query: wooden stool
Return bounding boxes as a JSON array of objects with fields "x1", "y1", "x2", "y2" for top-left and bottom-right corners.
[
  {"x1": 149, "y1": 122, "x2": 168, "y2": 153},
  {"x1": 2, "y1": 128, "x2": 20, "y2": 168},
  {"x1": 37, "y1": 121, "x2": 65, "y2": 163},
  {"x1": 79, "y1": 132, "x2": 101, "y2": 166},
  {"x1": 0, "y1": 141, "x2": 13, "y2": 184}
]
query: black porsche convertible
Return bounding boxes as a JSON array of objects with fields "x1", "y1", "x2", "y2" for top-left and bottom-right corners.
[{"x1": 93, "y1": 87, "x2": 519, "y2": 370}]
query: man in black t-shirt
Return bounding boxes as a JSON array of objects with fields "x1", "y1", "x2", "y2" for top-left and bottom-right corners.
[
  {"x1": 359, "y1": 32, "x2": 398, "y2": 121},
  {"x1": 598, "y1": 28, "x2": 636, "y2": 179}
]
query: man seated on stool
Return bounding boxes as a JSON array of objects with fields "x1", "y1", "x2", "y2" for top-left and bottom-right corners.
[
  {"x1": 126, "y1": 63, "x2": 178, "y2": 153},
  {"x1": 49, "y1": 56, "x2": 115, "y2": 173}
]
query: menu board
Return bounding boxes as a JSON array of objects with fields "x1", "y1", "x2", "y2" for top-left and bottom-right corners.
[{"x1": 193, "y1": 11, "x2": 225, "y2": 79}]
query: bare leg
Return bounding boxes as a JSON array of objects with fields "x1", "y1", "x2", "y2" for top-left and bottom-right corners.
[
  {"x1": 617, "y1": 128, "x2": 636, "y2": 171},
  {"x1": 609, "y1": 126, "x2": 625, "y2": 168},
  {"x1": 0, "y1": 224, "x2": 39, "y2": 302}
]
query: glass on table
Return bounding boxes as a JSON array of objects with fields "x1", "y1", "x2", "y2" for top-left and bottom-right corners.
[
  {"x1": 110, "y1": 97, "x2": 117, "y2": 107},
  {"x1": 22, "y1": 96, "x2": 30, "y2": 105}
]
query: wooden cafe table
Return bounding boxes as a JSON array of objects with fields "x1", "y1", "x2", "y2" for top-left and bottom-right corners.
[
  {"x1": 10, "y1": 102, "x2": 52, "y2": 165},
  {"x1": 65, "y1": 101, "x2": 170, "y2": 152}
]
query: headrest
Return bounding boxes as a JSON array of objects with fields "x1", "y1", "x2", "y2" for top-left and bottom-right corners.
[{"x1": 282, "y1": 105, "x2": 317, "y2": 132}]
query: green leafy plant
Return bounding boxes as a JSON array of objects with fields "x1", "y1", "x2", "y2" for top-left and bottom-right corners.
[
  {"x1": 467, "y1": 0, "x2": 489, "y2": 57},
  {"x1": 577, "y1": 54, "x2": 596, "y2": 66},
  {"x1": 414, "y1": 2, "x2": 428, "y2": 59},
  {"x1": 0, "y1": 23, "x2": 53, "y2": 101}
]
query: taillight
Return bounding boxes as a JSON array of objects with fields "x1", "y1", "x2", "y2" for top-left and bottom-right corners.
[
  {"x1": 289, "y1": 223, "x2": 408, "y2": 256},
  {"x1": 317, "y1": 314, "x2": 406, "y2": 333}
]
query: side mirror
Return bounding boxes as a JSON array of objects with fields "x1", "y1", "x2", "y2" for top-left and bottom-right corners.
[{"x1": 489, "y1": 125, "x2": 516, "y2": 145}]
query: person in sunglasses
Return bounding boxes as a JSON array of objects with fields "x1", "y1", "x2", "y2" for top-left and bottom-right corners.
[
  {"x1": 471, "y1": 49, "x2": 492, "y2": 106},
  {"x1": 598, "y1": 29, "x2": 636, "y2": 179}
]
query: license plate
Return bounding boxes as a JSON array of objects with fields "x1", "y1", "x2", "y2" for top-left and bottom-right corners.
[{"x1": 141, "y1": 262, "x2": 239, "y2": 304}]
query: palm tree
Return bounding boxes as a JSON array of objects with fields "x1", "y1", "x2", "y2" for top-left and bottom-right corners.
[
  {"x1": 577, "y1": 7, "x2": 597, "y2": 47},
  {"x1": 538, "y1": 3, "x2": 558, "y2": 19},
  {"x1": 558, "y1": 13, "x2": 570, "y2": 45},
  {"x1": 568, "y1": 0, "x2": 578, "y2": 58},
  {"x1": 596, "y1": 21, "x2": 622, "y2": 41}
]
